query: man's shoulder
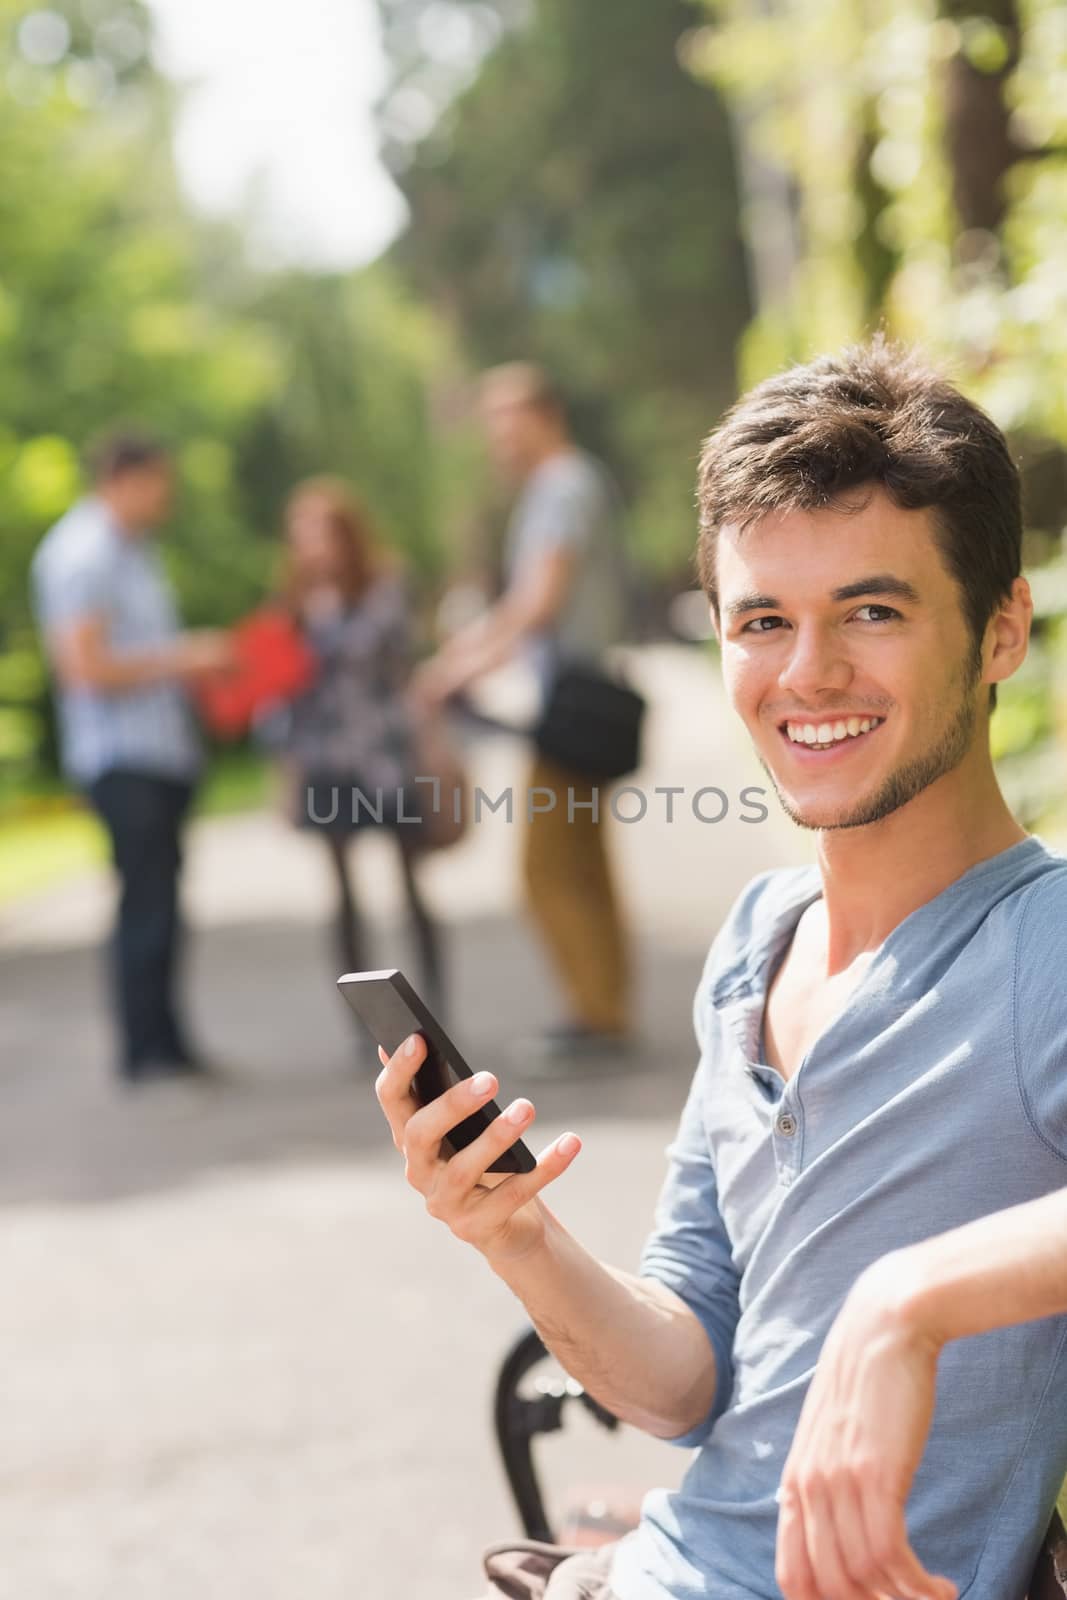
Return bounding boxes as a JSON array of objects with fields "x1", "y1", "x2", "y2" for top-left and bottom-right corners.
[
  {"x1": 528, "y1": 449, "x2": 611, "y2": 505},
  {"x1": 958, "y1": 837, "x2": 1067, "y2": 972},
  {"x1": 34, "y1": 500, "x2": 116, "y2": 582},
  {"x1": 1011, "y1": 841, "x2": 1067, "y2": 953}
]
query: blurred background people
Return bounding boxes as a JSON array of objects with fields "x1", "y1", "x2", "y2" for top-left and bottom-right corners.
[
  {"x1": 414, "y1": 363, "x2": 633, "y2": 1066},
  {"x1": 29, "y1": 431, "x2": 234, "y2": 1085},
  {"x1": 277, "y1": 477, "x2": 444, "y2": 1041}
]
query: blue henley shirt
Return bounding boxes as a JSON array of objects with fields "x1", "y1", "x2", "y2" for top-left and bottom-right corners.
[{"x1": 611, "y1": 834, "x2": 1067, "y2": 1600}]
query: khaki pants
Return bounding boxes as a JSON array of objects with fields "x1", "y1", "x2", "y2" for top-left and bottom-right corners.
[
  {"x1": 522, "y1": 754, "x2": 630, "y2": 1035},
  {"x1": 475, "y1": 1539, "x2": 618, "y2": 1599}
]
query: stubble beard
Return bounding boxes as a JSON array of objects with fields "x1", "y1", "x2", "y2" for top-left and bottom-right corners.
[{"x1": 758, "y1": 659, "x2": 984, "y2": 834}]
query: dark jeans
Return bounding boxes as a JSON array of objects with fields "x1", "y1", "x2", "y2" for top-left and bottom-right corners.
[{"x1": 87, "y1": 768, "x2": 196, "y2": 1077}]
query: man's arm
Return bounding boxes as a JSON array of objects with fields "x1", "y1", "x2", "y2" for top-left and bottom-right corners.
[
  {"x1": 896, "y1": 1184, "x2": 1067, "y2": 1339},
  {"x1": 776, "y1": 1188, "x2": 1067, "y2": 1600},
  {"x1": 375, "y1": 1031, "x2": 719, "y2": 1439},
  {"x1": 489, "y1": 1206, "x2": 718, "y2": 1439},
  {"x1": 412, "y1": 546, "x2": 575, "y2": 705},
  {"x1": 48, "y1": 613, "x2": 234, "y2": 695}
]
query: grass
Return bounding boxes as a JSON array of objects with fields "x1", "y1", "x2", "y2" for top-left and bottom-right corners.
[
  {"x1": 0, "y1": 808, "x2": 109, "y2": 903},
  {"x1": 0, "y1": 751, "x2": 273, "y2": 908}
]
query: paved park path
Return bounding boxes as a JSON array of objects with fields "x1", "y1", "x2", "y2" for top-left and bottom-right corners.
[{"x1": 0, "y1": 646, "x2": 809, "y2": 1600}]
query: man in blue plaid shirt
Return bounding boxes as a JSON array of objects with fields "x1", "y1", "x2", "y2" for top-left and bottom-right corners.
[{"x1": 32, "y1": 432, "x2": 233, "y2": 1084}]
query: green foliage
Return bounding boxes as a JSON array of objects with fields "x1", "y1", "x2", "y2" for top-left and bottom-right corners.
[
  {"x1": 0, "y1": 0, "x2": 457, "y2": 794},
  {"x1": 235, "y1": 268, "x2": 458, "y2": 589},
  {"x1": 0, "y1": 0, "x2": 274, "y2": 639},
  {"x1": 686, "y1": 0, "x2": 1067, "y2": 827},
  {"x1": 378, "y1": 0, "x2": 752, "y2": 576}
]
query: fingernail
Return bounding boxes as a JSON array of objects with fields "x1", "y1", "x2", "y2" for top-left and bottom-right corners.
[
  {"x1": 505, "y1": 1100, "x2": 531, "y2": 1125},
  {"x1": 378, "y1": 1046, "x2": 388, "y2": 1066},
  {"x1": 404, "y1": 1035, "x2": 418, "y2": 1057},
  {"x1": 470, "y1": 1072, "x2": 494, "y2": 1096},
  {"x1": 558, "y1": 1133, "x2": 580, "y2": 1156}
]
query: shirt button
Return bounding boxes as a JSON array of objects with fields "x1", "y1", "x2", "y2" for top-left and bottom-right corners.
[{"x1": 776, "y1": 1112, "x2": 798, "y2": 1137}]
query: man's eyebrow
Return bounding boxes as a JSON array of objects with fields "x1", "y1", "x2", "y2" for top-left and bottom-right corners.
[
  {"x1": 723, "y1": 574, "x2": 921, "y2": 619},
  {"x1": 724, "y1": 592, "x2": 780, "y2": 619},
  {"x1": 830, "y1": 574, "x2": 921, "y2": 604}
]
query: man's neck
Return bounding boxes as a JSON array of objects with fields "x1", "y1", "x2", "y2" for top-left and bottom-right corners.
[
  {"x1": 523, "y1": 437, "x2": 573, "y2": 478},
  {"x1": 811, "y1": 759, "x2": 1028, "y2": 974},
  {"x1": 94, "y1": 489, "x2": 140, "y2": 539}
]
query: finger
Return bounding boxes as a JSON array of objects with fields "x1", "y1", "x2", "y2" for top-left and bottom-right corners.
[
  {"x1": 828, "y1": 1479, "x2": 899, "y2": 1598},
  {"x1": 801, "y1": 1476, "x2": 879, "y2": 1600},
  {"x1": 858, "y1": 1488, "x2": 957, "y2": 1600},
  {"x1": 402, "y1": 1069, "x2": 514, "y2": 1185},
  {"x1": 374, "y1": 1033, "x2": 427, "y2": 1148},
  {"x1": 775, "y1": 1485, "x2": 821, "y2": 1600},
  {"x1": 374, "y1": 1033, "x2": 428, "y2": 1107},
  {"x1": 474, "y1": 1128, "x2": 583, "y2": 1223},
  {"x1": 438, "y1": 1096, "x2": 538, "y2": 1192},
  {"x1": 374, "y1": 1032, "x2": 426, "y2": 1098}
]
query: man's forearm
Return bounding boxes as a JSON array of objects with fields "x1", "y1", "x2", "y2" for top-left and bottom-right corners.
[
  {"x1": 489, "y1": 1203, "x2": 717, "y2": 1438},
  {"x1": 49, "y1": 620, "x2": 188, "y2": 696},
  {"x1": 893, "y1": 1186, "x2": 1067, "y2": 1347},
  {"x1": 429, "y1": 605, "x2": 527, "y2": 696},
  {"x1": 75, "y1": 643, "x2": 183, "y2": 694}
]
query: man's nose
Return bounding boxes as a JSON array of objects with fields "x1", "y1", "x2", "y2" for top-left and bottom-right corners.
[{"x1": 777, "y1": 623, "x2": 853, "y2": 698}]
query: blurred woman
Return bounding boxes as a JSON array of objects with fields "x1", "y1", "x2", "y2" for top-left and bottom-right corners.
[{"x1": 278, "y1": 477, "x2": 443, "y2": 1034}]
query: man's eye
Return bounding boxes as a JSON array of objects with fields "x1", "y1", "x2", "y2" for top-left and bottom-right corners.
[
  {"x1": 741, "y1": 615, "x2": 784, "y2": 634},
  {"x1": 854, "y1": 604, "x2": 900, "y2": 623}
]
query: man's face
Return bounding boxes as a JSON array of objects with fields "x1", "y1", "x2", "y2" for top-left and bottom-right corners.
[
  {"x1": 111, "y1": 462, "x2": 174, "y2": 532},
  {"x1": 480, "y1": 397, "x2": 542, "y2": 479},
  {"x1": 714, "y1": 490, "x2": 987, "y2": 832}
]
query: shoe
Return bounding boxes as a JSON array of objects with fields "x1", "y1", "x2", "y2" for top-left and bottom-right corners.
[
  {"x1": 123, "y1": 1055, "x2": 223, "y2": 1088},
  {"x1": 172, "y1": 1052, "x2": 226, "y2": 1081},
  {"x1": 510, "y1": 1024, "x2": 636, "y2": 1078}
]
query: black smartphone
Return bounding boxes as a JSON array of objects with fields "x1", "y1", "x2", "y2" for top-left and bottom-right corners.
[{"x1": 337, "y1": 968, "x2": 536, "y2": 1176}]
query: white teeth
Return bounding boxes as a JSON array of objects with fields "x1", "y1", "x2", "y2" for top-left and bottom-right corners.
[{"x1": 784, "y1": 716, "x2": 883, "y2": 746}]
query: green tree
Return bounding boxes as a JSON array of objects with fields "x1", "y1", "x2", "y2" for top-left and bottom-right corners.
[
  {"x1": 376, "y1": 0, "x2": 752, "y2": 576},
  {"x1": 0, "y1": 0, "x2": 458, "y2": 789},
  {"x1": 684, "y1": 0, "x2": 1067, "y2": 825}
]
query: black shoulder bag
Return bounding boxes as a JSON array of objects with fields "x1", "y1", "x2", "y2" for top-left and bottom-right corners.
[{"x1": 532, "y1": 658, "x2": 646, "y2": 781}]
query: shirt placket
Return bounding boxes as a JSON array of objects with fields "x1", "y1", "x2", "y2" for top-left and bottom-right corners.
[{"x1": 722, "y1": 985, "x2": 805, "y2": 1188}]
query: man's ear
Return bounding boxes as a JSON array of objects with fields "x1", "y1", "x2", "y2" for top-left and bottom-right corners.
[{"x1": 984, "y1": 576, "x2": 1033, "y2": 689}]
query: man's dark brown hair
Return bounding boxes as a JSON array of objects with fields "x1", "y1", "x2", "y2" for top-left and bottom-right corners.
[
  {"x1": 696, "y1": 335, "x2": 1022, "y2": 708},
  {"x1": 86, "y1": 429, "x2": 170, "y2": 483},
  {"x1": 479, "y1": 361, "x2": 567, "y2": 422}
]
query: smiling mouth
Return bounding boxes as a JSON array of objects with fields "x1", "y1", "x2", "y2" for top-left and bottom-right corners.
[{"x1": 778, "y1": 715, "x2": 886, "y2": 753}]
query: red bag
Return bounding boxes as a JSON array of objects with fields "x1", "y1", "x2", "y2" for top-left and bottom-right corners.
[{"x1": 193, "y1": 607, "x2": 318, "y2": 739}]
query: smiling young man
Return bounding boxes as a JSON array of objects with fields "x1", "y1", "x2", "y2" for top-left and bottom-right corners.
[{"x1": 375, "y1": 339, "x2": 1067, "y2": 1600}]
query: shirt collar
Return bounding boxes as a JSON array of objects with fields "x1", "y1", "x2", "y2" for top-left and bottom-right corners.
[
  {"x1": 708, "y1": 871, "x2": 822, "y2": 1009},
  {"x1": 707, "y1": 836, "x2": 1051, "y2": 1012}
]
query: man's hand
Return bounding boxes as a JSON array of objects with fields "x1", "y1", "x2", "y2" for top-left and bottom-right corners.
[
  {"x1": 50, "y1": 616, "x2": 237, "y2": 694},
  {"x1": 408, "y1": 656, "x2": 462, "y2": 713},
  {"x1": 374, "y1": 1032, "x2": 582, "y2": 1267},
  {"x1": 776, "y1": 1256, "x2": 956, "y2": 1600},
  {"x1": 173, "y1": 629, "x2": 238, "y2": 681}
]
